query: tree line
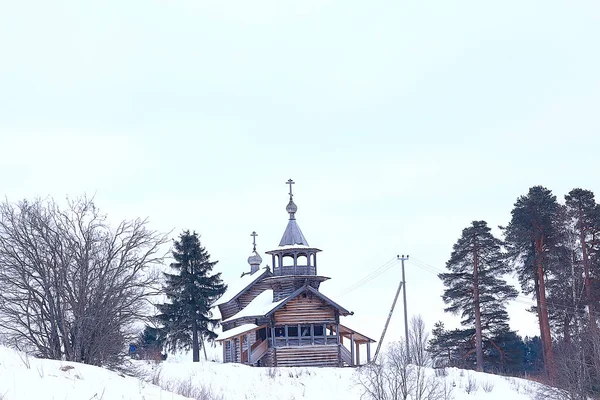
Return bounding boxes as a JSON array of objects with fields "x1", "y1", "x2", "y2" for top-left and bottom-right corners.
[{"x1": 429, "y1": 186, "x2": 600, "y2": 397}]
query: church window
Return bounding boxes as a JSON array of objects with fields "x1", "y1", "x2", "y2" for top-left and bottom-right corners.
[
  {"x1": 301, "y1": 325, "x2": 311, "y2": 337},
  {"x1": 288, "y1": 326, "x2": 299, "y2": 337},
  {"x1": 313, "y1": 325, "x2": 324, "y2": 336}
]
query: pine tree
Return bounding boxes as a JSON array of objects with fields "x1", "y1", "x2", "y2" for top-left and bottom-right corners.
[
  {"x1": 544, "y1": 204, "x2": 585, "y2": 344},
  {"x1": 565, "y1": 188, "x2": 600, "y2": 332},
  {"x1": 439, "y1": 220, "x2": 517, "y2": 372},
  {"x1": 156, "y1": 231, "x2": 226, "y2": 362},
  {"x1": 486, "y1": 330, "x2": 526, "y2": 375},
  {"x1": 504, "y1": 186, "x2": 560, "y2": 380},
  {"x1": 427, "y1": 321, "x2": 473, "y2": 369},
  {"x1": 523, "y1": 336, "x2": 544, "y2": 375}
]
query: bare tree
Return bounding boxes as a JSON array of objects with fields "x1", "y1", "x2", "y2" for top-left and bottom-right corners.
[
  {"x1": 0, "y1": 197, "x2": 168, "y2": 366},
  {"x1": 409, "y1": 315, "x2": 430, "y2": 368},
  {"x1": 359, "y1": 317, "x2": 448, "y2": 400}
]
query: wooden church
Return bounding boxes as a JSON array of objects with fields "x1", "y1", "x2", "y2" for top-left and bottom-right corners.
[{"x1": 214, "y1": 180, "x2": 375, "y2": 367}]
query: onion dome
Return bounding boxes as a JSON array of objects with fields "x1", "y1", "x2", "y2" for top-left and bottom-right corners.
[
  {"x1": 286, "y1": 199, "x2": 298, "y2": 218},
  {"x1": 248, "y1": 231, "x2": 262, "y2": 273},
  {"x1": 248, "y1": 250, "x2": 262, "y2": 266}
]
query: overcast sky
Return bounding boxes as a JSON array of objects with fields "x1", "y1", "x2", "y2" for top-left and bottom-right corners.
[{"x1": 1, "y1": 0, "x2": 599, "y2": 347}]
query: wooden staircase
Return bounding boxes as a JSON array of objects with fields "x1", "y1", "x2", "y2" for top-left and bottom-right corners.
[
  {"x1": 245, "y1": 338, "x2": 269, "y2": 364},
  {"x1": 340, "y1": 344, "x2": 353, "y2": 366}
]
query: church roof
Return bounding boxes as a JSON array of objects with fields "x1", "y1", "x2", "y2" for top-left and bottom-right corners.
[
  {"x1": 222, "y1": 285, "x2": 352, "y2": 324},
  {"x1": 211, "y1": 267, "x2": 270, "y2": 307},
  {"x1": 278, "y1": 219, "x2": 309, "y2": 247},
  {"x1": 216, "y1": 323, "x2": 263, "y2": 341},
  {"x1": 221, "y1": 290, "x2": 285, "y2": 323},
  {"x1": 266, "y1": 285, "x2": 352, "y2": 317}
]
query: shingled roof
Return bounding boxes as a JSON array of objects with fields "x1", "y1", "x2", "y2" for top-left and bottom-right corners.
[{"x1": 278, "y1": 219, "x2": 309, "y2": 247}]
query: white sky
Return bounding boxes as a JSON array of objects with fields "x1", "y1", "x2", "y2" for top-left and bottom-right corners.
[{"x1": 1, "y1": 0, "x2": 599, "y2": 345}]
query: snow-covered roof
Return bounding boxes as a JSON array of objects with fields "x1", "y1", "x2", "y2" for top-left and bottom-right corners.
[
  {"x1": 212, "y1": 268, "x2": 268, "y2": 307},
  {"x1": 215, "y1": 324, "x2": 262, "y2": 341},
  {"x1": 273, "y1": 244, "x2": 311, "y2": 250},
  {"x1": 222, "y1": 290, "x2": 286, "y2": 323}
]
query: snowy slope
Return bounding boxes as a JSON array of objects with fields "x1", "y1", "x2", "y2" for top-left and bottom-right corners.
[
  {"x1": 0, "y1": 346, "x2": 188, "y2": 400},
  {"x1": 0, "y1": 345, "x2": 544, "y2": 400},
  {"x1": 136, "y1": 357, "x2": 542, "y2": 400}
]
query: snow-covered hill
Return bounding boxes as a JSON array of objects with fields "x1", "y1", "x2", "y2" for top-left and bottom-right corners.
[
  {"x1": 0, "y1": 346, "x2": 544, "y2": 400},
  {"x1": 134, "y1": 357, "x2": 542, "y2": 400},
  {"x1": 0, "y1": 346, "x2": 187, "y2": 400}
]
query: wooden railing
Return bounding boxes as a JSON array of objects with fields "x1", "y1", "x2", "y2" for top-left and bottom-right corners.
[
  {"x1": 250, "y1": 338, "x2": 263, "y2": 352},
  {"x1": 249, "y1": 339, "x2": 269, "y2": 364},
  {"x1": 273, "y1": 265, "x2": 316, "y2": 276},
  {"x1": 272, "y1": 335, "x2": 338, "y2": 347},
  {"x1": 340, "y1": 344, "x2": 353, "y2": 366}
]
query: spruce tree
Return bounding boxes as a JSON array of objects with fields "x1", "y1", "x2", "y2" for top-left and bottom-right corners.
[
  {"x1": 439, "y1": 220, "x2": 517, "y2": 372},
  {"x1": 504, "y1": 186, "x2": 560, "y2": 380},
  {"x1": 156, "y1": 231, "x2": 226, "y2": 362}
]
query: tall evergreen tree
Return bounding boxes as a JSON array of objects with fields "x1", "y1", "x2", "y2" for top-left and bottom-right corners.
[
  {"x1": 439, "y1": 220, "x2": 517, "y2": 372},
  {"x1": 504, "y1": 186, "x2": 560, "y2": 380},
  {"x1": 156, "y1": 231, "x2": 226, "y2": 362},
  {"x1": 545, "y1": 204, "x2": 585, "y2": 344},
  {"x1": 565, "y1": 188, "x2": 600, "y2": 332}
]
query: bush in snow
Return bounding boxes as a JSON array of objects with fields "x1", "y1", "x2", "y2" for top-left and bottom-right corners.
[
  {"x1": 464, "y1": 374, "x2": 478, "y2": 394},
  {"x1": 481, "y1": 380, "x2": 494, "y2": 393},
  {"x1": 358, "y1": 317, "x2": 451, "y2": 400}
]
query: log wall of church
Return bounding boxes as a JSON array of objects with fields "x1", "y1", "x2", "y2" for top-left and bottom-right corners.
[
  {"x1": 273, "y1": 293, "x2": 337, "y2": 325},
  {"x1": 275, "y1": 345, "x2": 339, "y2": 367}
]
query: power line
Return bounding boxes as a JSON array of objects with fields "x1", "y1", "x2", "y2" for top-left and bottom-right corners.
[
  {"x1": 336, "y1": 256, "x2": 398, "y2": 297},
  {"x1": 374, "y1": 255, "x2": 410, "y2": 363},
  {"x1": 410, "y1": 256, "x2": 600, "y2": 317}
]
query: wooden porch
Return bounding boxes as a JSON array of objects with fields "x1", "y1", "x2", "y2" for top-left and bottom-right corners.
[
  {"x1": 217, "y1": 322, "x2": 375, "y2": 367},
  {"x1": 334, "y1": 324, "x2": 376, "y2": 366}
]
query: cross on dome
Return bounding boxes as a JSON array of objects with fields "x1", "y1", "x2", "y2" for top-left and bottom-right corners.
[
  {"x1": 286, "y1": 179, "x2": 295, "y2": 199},
  {"x1": 247, "y1": 231, "x2": 262, "y2": 273},
  {"x1": 251, "y1": 231, "x2": 258, "y2": 251}
]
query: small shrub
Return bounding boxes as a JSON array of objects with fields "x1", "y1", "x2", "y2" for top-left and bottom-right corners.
[
  {"x1": 162, "y1": 378, "x2": 223, "y2": 400},
  {"x1": 435, "y1": 367, "x2": 448, "y2": 377},
  {"x1": 267, "y1": 367, "x2": 280, "y2": 378},
  {"x1": 16, "y1": 351, "x2": 30, "y2": 369},
  {"x1": 464, "y1": 374, "x2": 478, "y2": 394},
  {"x1": 441, "y1": 378, "x2": 455, "y2": 400},
  {"x1": 151, "y1": 368, "x2": 163, "y2": 386},
  {"x1": 482, "y1": 381, "x2": 494, "y2": 393},
  {"x1": 508, "y1": 377, "x2": 522, "y2": 394}
]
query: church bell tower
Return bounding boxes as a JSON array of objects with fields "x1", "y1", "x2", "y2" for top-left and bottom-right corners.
[{"x1": 265, "y1": 179, "x2": 322, "y2": 277}]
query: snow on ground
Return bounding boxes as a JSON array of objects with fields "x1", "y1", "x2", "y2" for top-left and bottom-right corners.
[
  {"x1": 0, "y1": 346, "x2": 188, "y2": 400},
  {"x1": 135, "y1": 357, "x2": 543, "y2": 400},
  {"x1": 0, "y1": 345, "x2": 545, "y2": 400}
]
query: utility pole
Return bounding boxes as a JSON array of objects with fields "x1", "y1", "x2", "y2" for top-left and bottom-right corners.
[
  {"x1": 401, "y1": 255, "x2": 410, "y2": 362},
  {"x1": 373, "y1": 255, "x2": 410, "y2": 363}
]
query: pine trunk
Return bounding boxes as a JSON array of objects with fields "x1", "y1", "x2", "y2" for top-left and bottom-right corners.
[
  {"x1": 192, "y1": 318, "x2": 200, "y2": 362},
  {"x1": 536, "y1": 237, "x2": 556, "y2": 381},
  {"x1": 473, "y1": 245, "x2": 484, "y2": 372},
  {"x1": 580, "y1": 229, "x2": 598, "y2": 332},
  {"x1": 534, "y1": 262, "x2": 547, "y2": 365},
  {"x1": 563, "y1": 314, "x2": 571, "y2": 344}
]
